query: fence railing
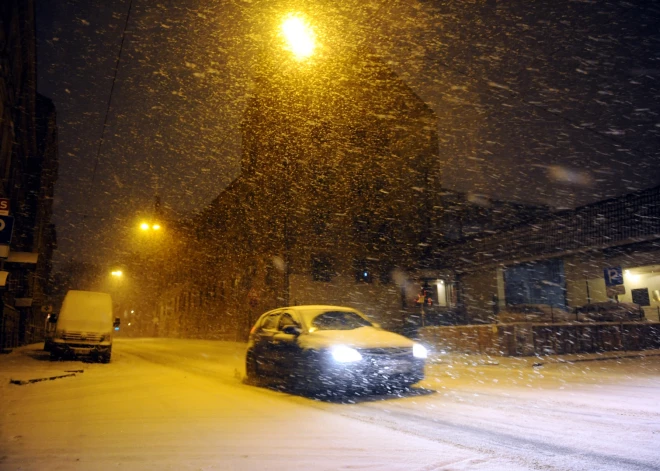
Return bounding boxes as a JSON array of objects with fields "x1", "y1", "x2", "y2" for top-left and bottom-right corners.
[{"x1": 419, "y1": 322, "x2": 660, "y2": 356}]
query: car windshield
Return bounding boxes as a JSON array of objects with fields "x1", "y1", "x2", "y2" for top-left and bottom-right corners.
[{"x1": 303, "y1": 310, "x2": 372, "y2": 331}]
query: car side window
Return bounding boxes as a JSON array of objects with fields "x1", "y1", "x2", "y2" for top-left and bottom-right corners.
[
  {"x1": 278, "y1": 312, "x2": 299, "y2": 331},
  {"x1": 261, "y1": 313, "x2": 280, "y2": 331}
]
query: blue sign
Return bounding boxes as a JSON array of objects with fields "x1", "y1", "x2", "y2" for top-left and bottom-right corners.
[
  {"x1": 0, "y1": 215, "x2": 14, "y2": 245},
  {"x1": 604, "y1": 266, "x2": 623, "y2": 287}
]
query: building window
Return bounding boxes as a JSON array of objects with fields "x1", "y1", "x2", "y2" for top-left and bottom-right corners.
[
  {"x1": 311, "y1": 255, "x2": 334, "y2": 282},
  {"x1": 265, "y1": 265, "x2": 275, "y2": 286},
  {"x1": 504, "y1": 259, "x2": 566, "y2": 309},
  {"x1": 378, "y1": 265, "x2": 392, "y2": 285},
  {"x1": 354, "y1": 259, "x2": 373, "y2": 283}
]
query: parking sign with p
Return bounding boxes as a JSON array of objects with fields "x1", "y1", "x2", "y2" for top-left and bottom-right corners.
[{"x1": 604, "y1": 266, "x2": 624, "y2": 287}]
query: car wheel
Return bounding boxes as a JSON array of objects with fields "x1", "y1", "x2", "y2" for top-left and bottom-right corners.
[
  {"x1": 49, "y1": 350, "x2": 61, "y2": 361},
  {"x1": 398, "y1": 374, "x2": 424, "y2": 391},
  {"x1": 245, "y1": 351, "x2": 261, "y2": 385}
]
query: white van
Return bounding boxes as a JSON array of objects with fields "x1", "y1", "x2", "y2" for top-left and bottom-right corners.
[{"x1": 50, "y1": 290, "x2": 119, "y2": 362}]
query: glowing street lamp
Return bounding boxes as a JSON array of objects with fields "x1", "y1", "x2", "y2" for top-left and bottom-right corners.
[
  {"x1": 139, "y1": 221, "x2": 162, "y2": 231},
  {"x1": 111, "y1": 270, "x2": 123, "y2": 278},
  {"x1": 281, "y1": 14, "x2": 316, "y2": 60}
]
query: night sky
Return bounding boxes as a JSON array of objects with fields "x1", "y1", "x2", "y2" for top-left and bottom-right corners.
[{"x1": 36, "y1": 0, "x2": 660, "y2": 266}]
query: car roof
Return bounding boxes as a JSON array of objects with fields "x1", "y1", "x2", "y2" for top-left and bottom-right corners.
[
  {"x1": 291, "y1": 305, "x2": 357, "y2": 312},
  {"x1": 258, "y1": 305, "x2": 358, "y2": 319}
]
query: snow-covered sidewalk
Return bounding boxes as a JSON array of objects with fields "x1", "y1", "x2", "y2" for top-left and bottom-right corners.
[{"x1": 0, "y1": 343, "x2": 92, "y2": 387}]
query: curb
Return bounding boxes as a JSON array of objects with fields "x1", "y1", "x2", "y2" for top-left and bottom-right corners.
[
  {"x1": 537, "y1": 350, "x2": 660, "y2": 366},
  {"x1": 9, "y1": 369, "x2": 84, "y2": 386},
  {"x1": 430, "y1": 349, "x2": 660, "y2": 368}
]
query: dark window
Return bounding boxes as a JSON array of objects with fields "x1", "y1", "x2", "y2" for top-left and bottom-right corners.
[
  {"x1": 312, "y1": 211, "x2": 328, "y2": 235},
  {"x1": 379, "y1": 265, "x2": 392, "y2": 285},
  {"x1": 278, "y1": 313, "x2": 299, "y2": 330},
  {"x1": 261, "y1": 313, "x2": 280, "y2": 330},
  {"x1": 631, "y1": 288, "x2": 650, "y2": 307},
  {"x1": 504, "y1": 259, "x2": 566, "y2": 309},
  {"x1": 311, "y1": 255, "x2": 334, "y2": 282},
  {"x1": 311, "y1": 122, "x2": 330, "y2": 143},
  {"x1": 265, "y1": 265, "x2": 275, "y2": 286},
  {"x1": 350, "y1": 127, "x2": 367, "y2": 146},
  {"x1": 354, "y1": 259, "x2": 373, "y2": 283},
  {"x1": 310, "y1": 311, "x2": 372, "y2": 331}
]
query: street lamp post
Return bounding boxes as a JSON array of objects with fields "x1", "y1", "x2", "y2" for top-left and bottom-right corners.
[
  {"x1": 277, "y1": 13, "x2": 316, "y2": 307},
  {"x1": 135, "y1": 216, "x2": 170, "y2": 336}
]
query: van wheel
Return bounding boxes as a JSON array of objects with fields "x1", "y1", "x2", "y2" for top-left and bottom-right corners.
[
  {"x1": 99, "y1": 348, "x2": 112, "y2": 363},
  {"x1": 49, "y1": 351, "x2": 60, "y2": 361}
]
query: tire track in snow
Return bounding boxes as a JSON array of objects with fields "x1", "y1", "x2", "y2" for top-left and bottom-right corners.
[{"x1": 323, "y1": 396, "x2": 660, "y2": 471}]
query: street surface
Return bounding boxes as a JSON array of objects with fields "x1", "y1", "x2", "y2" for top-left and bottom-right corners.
[{"x1": 1, "y1": 339, "x2": 659, "y2": 471}]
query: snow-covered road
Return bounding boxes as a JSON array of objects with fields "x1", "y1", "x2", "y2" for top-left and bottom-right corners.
[{"x1": 1, "y1": 339, "x2": 659, "y2": 471}]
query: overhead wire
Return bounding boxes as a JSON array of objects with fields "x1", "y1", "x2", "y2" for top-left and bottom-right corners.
[{"x1": 91, "y1": 0, "x2": 134, "y2": 184}]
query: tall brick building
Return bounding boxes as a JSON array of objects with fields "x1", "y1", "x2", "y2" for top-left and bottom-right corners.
[
  {"x1": 0, "y1": 0, "x2": 59, "y2": 349},
  {"x1": 155, "y1": 49, "x2": 442, "y2": 338}
]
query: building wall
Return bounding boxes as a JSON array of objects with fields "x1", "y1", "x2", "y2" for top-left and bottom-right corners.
[
  {"x1": 289, "y1": 273, "x2": 405, "y2": 331},
  {"x1": 460, "y1": 268, "x2": 500, "y2": 324},
  {"x1": 456, "y1": 246, "x2": 660, "y2": 324},
  {"x1": 563, "y1": 253, "x2": 609, "y2": 308},
  {"x1": 158, "y1": 51, "x2": 442, "y2": 339},
  {"x1": 0, "y1": 1, "x2": 59, "y2": 348},
  {"x1": 619, "y1": 271, "x2": 660, "y2": 322},
  {"x1": 442, "y1": 186, "x2": 660, "y2": 324},
  {"x1": 563, "y1": 248, "x2": 660, "y2": 321}
]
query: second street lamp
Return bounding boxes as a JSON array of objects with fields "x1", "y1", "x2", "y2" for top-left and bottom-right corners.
[{"x1": 140, "y1": 221, "x2": 162, "y2": 232}]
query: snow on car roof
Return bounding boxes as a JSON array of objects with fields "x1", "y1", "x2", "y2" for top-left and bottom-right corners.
[{"x1": 291, "y1": 305, "x2": 358, "y2": 311}]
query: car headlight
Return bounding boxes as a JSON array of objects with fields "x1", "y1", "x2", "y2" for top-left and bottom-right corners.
[
  {"x1": 413, "y1": 343, "x2": 428, "y2": 359},
  {"x1": 331, "y1": 345, "x2": 362, "y2": 363}
]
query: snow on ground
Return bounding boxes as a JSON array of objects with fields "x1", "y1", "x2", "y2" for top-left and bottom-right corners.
[{"x1": 1, "y1": 339, "x2": 659, "y2": 471}]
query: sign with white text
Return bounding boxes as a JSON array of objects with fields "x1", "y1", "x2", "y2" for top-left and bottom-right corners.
[{"x1": 0, "y1": 199, "x2": 9, "y2": 216}]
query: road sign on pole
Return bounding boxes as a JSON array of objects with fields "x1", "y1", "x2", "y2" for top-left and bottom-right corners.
[{"x1": 603, "y1": 267, "x2": 623, "y2": 287}]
